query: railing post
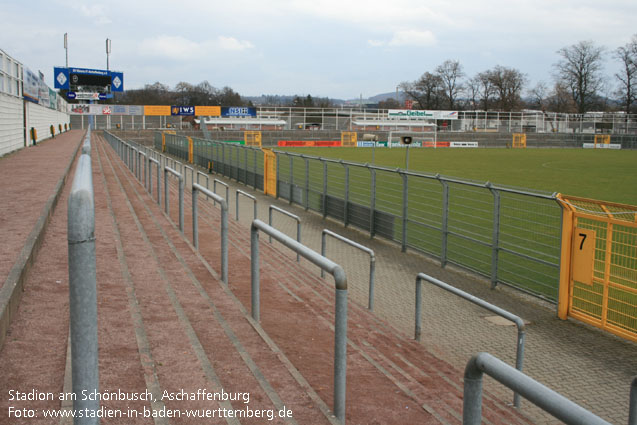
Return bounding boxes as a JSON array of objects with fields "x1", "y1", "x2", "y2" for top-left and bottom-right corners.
[
  {"x1": 370, "y1": 167, "x2": 376, "y2": 238},
  {"x1": 67, "y1": 154, "x2": 99, "y2": 425},
  {"x1": 304, "y1": 157, "x2": 310, "y2": 210},
  {"x1": 489, "y1": 184, "x2": 501, "y2": 288},
  {"x1": 440, "y1": 178, "x2": 449, "y2": 267},
  {"x1": 192, "y1": 186, "x2": 199, "y2": 249},
  {"x1": 343, "y1": 163, "x2": 350, "y2": 227},
  {"x1": 323, "y1": 159, "x2": 328, "y2": 218},
  {"x1": 289, "y1": 154, "x2": 294, "y2": 204},
  {"x1": 164, "y1": 167, "x2": 169, "y2": 215},
  {"x1": 401, "y1": 171, "x2": 408, "y2": 252},
  {"x1": 415, "y1": 277, "x2": 422, "y2": 341}
]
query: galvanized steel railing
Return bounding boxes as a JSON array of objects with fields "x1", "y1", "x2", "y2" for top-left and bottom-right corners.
[
  {"x1": 164, "y1": 166, "x2": 184, "y2": 233},
  {"x1": 269, "y1": 205, "x2": 301, "y2": 262},
  {"x1": 250, "y1": 219, "x2": 348, "y2": 423},
  {"x1": 192, "y1": 183, "x2": 228, "y2": 284},
  {"x1": 415, "y1": 272, "x2": 526, "y2": 408},
  {"x1": 67, "y1": 129, "x2": 99, "y2": 425},
  {"x1": 463, "y1": 352, "x2": 615, "y2": 425},
  {"x1": 236, "y1": 189, "x2": 257, "y2": 221},
  {"x1": 321, "y1": 229, "x2": 376, "y2": 311}
]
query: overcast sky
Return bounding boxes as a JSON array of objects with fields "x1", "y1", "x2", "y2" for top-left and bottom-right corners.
[{"x1": 2, "y1": 0, "x2": 636, "y2": 100}]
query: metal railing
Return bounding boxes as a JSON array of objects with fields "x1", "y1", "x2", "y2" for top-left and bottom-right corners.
[
  {"x1": 213, "y1": 178, "x2": 229, "y2": 206},
  {"x1": 269, "y1": 205, "x2": 301, "y2": 262},
  {"x1": 250, "y1": 219, "x2": 348, "y2": 423},
  {"x1": 236, "y1": 189, "x2": 257, "y2": 221},
  {"x1": 67, "y1": 130, "x2": 99, "y2": 425},
  {"x1": 463, "y1": 352, "x2": 614, "y2": 425},
  {"x1": 160, "y1": 134, "x2": 563, "y2": 303},
  {"x1": 164, "y1": 166, "x2": 184, "y2": 232},
  {"x1": 192, "y1": 183, "x2": 228, "y2": 284},
  {"x1": 415, "y1": 272, "x2": 526, "y2": 408},
  {"x1": 321, "y1": 229, "x2": 376, "y2": 311},
  {"x1": 149, "y1": 157, "x2": 160, "y2": 204}
]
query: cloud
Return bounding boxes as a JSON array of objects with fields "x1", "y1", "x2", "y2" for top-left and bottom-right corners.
[
  {"x1": 139, "y1": 35, "x2": 255, "y2": 60},
  {"x1": 80, "y1": 5, "x2": 112, "y2": 25},
  {"x1": 369, "y1": 30, "x2": 436, "y2": 48}
]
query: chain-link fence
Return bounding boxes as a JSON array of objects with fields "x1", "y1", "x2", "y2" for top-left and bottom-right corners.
[{"x1": 158, "y1": 132, "x2": 563, "y2": 302}]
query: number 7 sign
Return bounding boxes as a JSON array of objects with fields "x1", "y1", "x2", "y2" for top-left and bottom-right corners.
[{"x1": 572, "y1": 228, "x2": 596, "y2": 286}]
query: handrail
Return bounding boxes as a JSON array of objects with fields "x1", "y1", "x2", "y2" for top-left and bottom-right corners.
[
  {"x1": 464, "y1": 353, "x2": 612, "y2": 425},
  {"x1": 236, "y1": 189, "x2": 257, "y2": 221},
  {"x1": 415, "y1": 272, "x2": 526, "y2": 408},
  {"x1": 148, "y1": 157, "x2": 160, "y2": 205},
  {"x1": 250, "y1": 219, "x2": 348, "y2": 423},
  {"x1": 192, "y1": 183, "x2": 228, "y2": 284},
  {"x1": 184, "y1": 165, "x2": 194, "y2": 188},
  {"x1": 164, "y1": 166, "x2": 184, "y2": 233},
  {"x1": 67, "y1": 151, "x2": 99, "y2": 424},
  {"x1": 213, "y1": 178, "x2": 229, "y2": 207},
  {"x1": 321, "y1": 229, "x2": 376, "y2": 310},
  {"x1": 268, "y1": 205, "x2": 301, "y2": 262}
]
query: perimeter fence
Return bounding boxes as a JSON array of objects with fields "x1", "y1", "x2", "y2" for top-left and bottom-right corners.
[{"x1": 156, "y1": 132, "x2": 564, "y2": 302}]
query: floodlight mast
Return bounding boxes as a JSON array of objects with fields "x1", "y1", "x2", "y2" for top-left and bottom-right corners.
[
  {"x1": 106, "y1": 38, "x2": 111, "y2": 71},
  {"x1": 64, "y1": 33, "x2": 68, "y2": 68}
]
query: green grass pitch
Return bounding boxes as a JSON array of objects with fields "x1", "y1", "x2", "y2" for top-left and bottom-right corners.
[{"x1": 277, "y1": 147, "x2": 637, "y2": 205}]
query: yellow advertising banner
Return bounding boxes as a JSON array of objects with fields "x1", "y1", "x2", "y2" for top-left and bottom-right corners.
[
  {"x1": 144, "y1": 105, "x2": 171, "y2": 116},
  {"x1": 194, "y1": 106, "x2": 221, "y2": 116}
]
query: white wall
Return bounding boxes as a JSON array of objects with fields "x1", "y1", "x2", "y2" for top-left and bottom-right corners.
[
  {"x1": 0, "y1": 92, "x2": 25, "y2": 156},
  {"x1": 25, "y1": 101, "x2": 70, "y2": 145}
]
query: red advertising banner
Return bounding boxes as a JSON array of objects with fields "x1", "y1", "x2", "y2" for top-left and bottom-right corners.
[{"x1": 277, "y1": 140, "x2": 341, "y2": 147}]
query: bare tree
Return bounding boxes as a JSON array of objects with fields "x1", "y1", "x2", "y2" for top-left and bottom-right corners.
[
  {"x1": 546, "y1": 81, "x2": 577, "y2": 113},
  {"x1": 614, "y1": 34, "x2": 637, "y2": 114},
  {"x1": 554, "y1": 40, "x2": 605, "y2": 113},
  {"x1": 476, "y1": 71, "x2": 495, "y2": 110},
  {"x1": 466, "y1": 76, "x2": 481, "y2": 110},
  {"x1": 435, "y1": 60, "x2": 465, "y2": 109},
  {"x1": 487, "y1": 66, "x2": 526, "y2": 111},
  {"x1": 399, "y1": 72, "x2": 444, "y2": 109},
  {"x1": 528, "y1": 81, "x2": 549, "y2": 110}
]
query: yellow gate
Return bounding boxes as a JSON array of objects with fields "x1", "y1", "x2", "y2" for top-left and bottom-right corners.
[
  {"x1": 341, "y1": 131, "x2": 357, "y2": 147},
  {"x1": 557, "y1": 194, "x2": 637, "y2": 342},
  {"x1": 262, "y1": 149, "x2": 277, "y2": 197},
  {"x1": 245, "y1": 131, "x2": 262, "y2": 147},
  {"x1": 512, "y1": 133, "x2": 527, "y2": 148}
]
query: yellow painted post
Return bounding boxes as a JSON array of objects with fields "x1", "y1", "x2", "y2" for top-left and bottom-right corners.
[
  {"x1": 262, "y1": 149, "x2": 276, "y2": 196},
  {"x1": 188, "y1": 137, "x2": 194, "y2": 163},
  {"x1": 557, "y1": 194, "x2": 574, "y2": 320},
  {"x1": 162, "y1": 132, "x2": 166, "y2": 152}
]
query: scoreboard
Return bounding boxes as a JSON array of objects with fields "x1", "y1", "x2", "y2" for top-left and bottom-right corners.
[{"x1": 54, "y1": 66, "x2": 124, "y2": 100}]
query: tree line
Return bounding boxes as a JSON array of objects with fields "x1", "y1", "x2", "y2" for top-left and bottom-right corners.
[{"x1": 395, "y1": 36, "x2": 637, "y2": 114}]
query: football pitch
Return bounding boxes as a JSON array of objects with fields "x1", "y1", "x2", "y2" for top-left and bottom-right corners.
[{"x1": 277, "y1": 147, "x2": 637, "y2": 205}]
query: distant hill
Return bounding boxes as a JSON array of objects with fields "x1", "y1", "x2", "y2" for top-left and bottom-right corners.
[{"x1": 244, "y1": 91, "x2": 405, "y2": 106}]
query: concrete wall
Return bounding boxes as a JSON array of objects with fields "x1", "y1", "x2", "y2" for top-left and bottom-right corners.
[
  {"x1": 0, "y1": 92, "x2": 25, "y2": 156},
  {"x1": 25, "y1": 101, "x2": 70, "y2": 145}
]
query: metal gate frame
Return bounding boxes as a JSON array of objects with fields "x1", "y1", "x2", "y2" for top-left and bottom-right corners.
[{"x1": 557, "y1": 194, "x2": 637, "y2": 342}]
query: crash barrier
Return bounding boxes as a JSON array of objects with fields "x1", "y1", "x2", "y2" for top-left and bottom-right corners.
[
  {"x1": 415, "y1": 272, "x2": 526, "y2": 408},
  {"x1": 67, "y1": 128, "x2": 100, "y2": 425},
  {"x1": 192, "y1": 183, "x2": 228, "y2": 284},
  {"x1": 213, "y1": 179, "x2": 229, "y2": 207},
  {"x1": 250, "y1": 219, "x2": 348, "y2": 423},
  {"x1": 164, "y1": 166, "x2": 184, "y2": 233},
  {"x1": 268, "y1": 205, "x2": 301, "y2": 262},
  {"x1": 321, "y1": 229, "x2": 376, "y2": 311},
  {"x1": 463, "y1": 352, "x2": 625, "y2": 425},
  {"x1": 236, "y1": 189, "x2": 257, "y2": 221}
]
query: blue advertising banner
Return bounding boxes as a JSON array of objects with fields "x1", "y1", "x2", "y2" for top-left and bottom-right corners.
[
  {"x1": 221, "y1": 107, "x2": 256, "y2": 117},
  {"x1": 171, "y1": 106, "x2": 195, "y2": 116}
]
